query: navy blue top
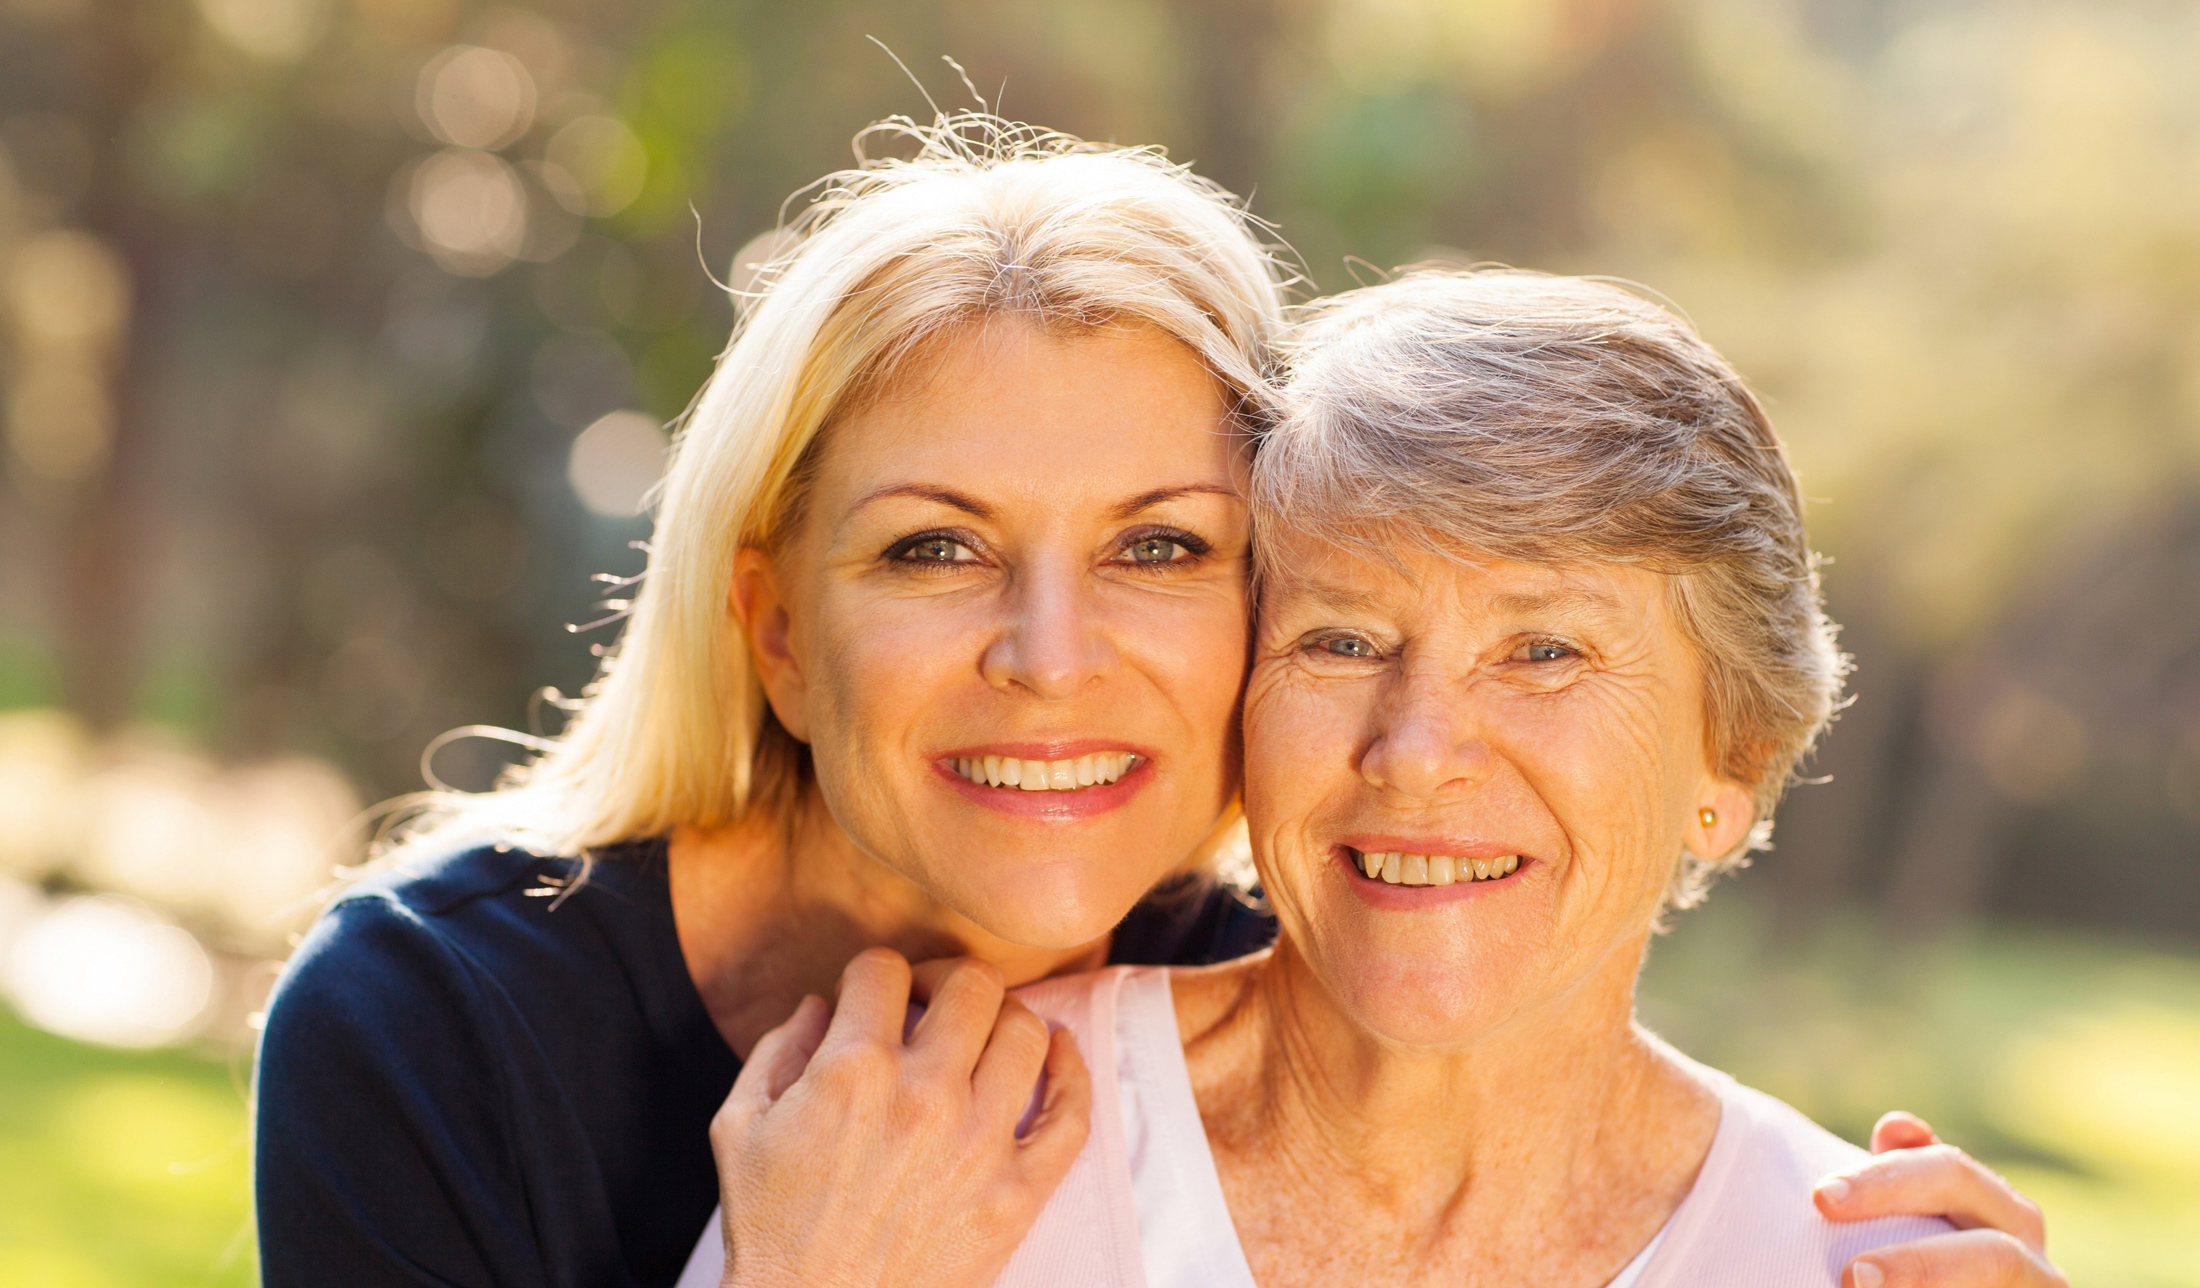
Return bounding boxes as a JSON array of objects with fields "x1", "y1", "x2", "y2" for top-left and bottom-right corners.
[{"x1": 252, "y1": 839, "x2": 1275, "y2": 1288}]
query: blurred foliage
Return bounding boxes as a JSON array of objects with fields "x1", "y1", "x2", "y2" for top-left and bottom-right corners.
[{"x1": 0, "y1": 1011, "x2": 252, "y2": 1287}]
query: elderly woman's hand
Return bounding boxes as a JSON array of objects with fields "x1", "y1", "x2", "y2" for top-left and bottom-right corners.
[
  {"x1": 709, "y1": 949, "x2": 1092, "y2": 1288},
  {"x1": 1816, "y1": 1113, "x2": 2068, "y2": 1288}
]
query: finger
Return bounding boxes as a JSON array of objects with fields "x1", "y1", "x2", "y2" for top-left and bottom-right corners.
[
  {"x1": 1844, "y1": 1227, "x2": 2064, "y2": 1288},
  {"x1": 1012, "y1": 1027, "x2": 1092, "y2": 1191},
  {"x1": 1871, "y1": 1111, "x2": 1939, "y2": 1153},
  {"x1": 717, "y1": 995, "x2": 830, "y2": 1132},
  {"x1": 1814, "y1": 1145, "x2": 2045, "y2": 1252},
  {"x1": 970, "y1": 996, "x2": 1054, "y2": 1129},
  {"x1": 907, "y1": 957, "x2": 964, "y2": 1005},
  {"x1": 906, "y1": 959, "x2": 1007, "y2": 1075},
  {"x1": 817, "y1": 947, "x2": 915, "y2": 1053}
]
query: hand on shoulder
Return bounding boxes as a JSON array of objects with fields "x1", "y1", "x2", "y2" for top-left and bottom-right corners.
[{"x1": 709, "y1": 949, "x2": 1093, "y2": 1288}]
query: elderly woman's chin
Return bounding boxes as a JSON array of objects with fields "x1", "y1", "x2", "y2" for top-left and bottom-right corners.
[{"x1": 1263, "y1": 843, "x2": 1584, "y2": 1051}]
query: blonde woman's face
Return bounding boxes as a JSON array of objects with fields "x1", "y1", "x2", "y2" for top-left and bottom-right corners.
[{"x1": 738, "y1": 319, "x2": 1249, "y2": 948}]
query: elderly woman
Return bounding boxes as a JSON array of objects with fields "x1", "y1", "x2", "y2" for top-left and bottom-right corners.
[{"x1": 700, "y1": 269, "x2": 2059, "y2": 1288}]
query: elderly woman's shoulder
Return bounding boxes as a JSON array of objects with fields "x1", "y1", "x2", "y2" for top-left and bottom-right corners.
[{"x1": 1643, "y1": 1067, "x2": 1953, "y2": 1286}]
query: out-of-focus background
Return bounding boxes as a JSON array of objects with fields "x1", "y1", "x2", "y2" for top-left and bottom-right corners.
[{"x1": 0, "y1": 0, "x2": 2195, "y2": 1282}]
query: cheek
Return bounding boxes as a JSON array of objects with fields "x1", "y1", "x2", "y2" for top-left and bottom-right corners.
[
  {"x1": 807, "y1": 592, "x2": 984, "y2": 757},
  {"x1": 1115, "y1": 589, "x2": 1251, "y2": 736},
  {"x1": 1242, "y1": 670, "x2": 1361, "y2": 843}
]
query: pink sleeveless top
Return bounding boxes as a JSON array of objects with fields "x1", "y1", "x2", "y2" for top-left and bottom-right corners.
[{"x1": 677, "y1": 966, "x2": 1946, "y2": 1288}]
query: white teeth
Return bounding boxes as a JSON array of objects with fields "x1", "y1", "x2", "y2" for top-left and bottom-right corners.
[
  {"x1": 951, "y1": 752, "x2": 1138, "y2": 791},
  {"x1": 1354, "y1": 850, "x2": 1522, "y2": 887}
]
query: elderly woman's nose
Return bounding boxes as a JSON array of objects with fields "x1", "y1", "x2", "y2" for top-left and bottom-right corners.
[
  {"x1": 978, "y1": 561, "x2": 1118, "y2": 699},
  {"x1": 1359, "y1": 689, "x2": 1497, "y2": 798}
]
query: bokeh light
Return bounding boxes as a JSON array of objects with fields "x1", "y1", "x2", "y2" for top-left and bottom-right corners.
[
  {"x1": 5, "y1": 896, "x2": 214, "y2": 1049},
  {"x1": 404, "y1": 147, "x2": 530, "y2": 275},
  {"x1": 416, "y1": 45, "x2": 538, "y2": 150},
  {"x1": 567, "y1": 409, "x2": 667, "y2": 517}
]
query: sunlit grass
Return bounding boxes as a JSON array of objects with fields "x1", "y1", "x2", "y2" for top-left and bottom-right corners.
[
  {"x1": 1641, "y1": 898, "x2": 2200, "y2": 1288},
  {"x1": 0, "y1": 1012, "x2": 254, "y2": 1288}
]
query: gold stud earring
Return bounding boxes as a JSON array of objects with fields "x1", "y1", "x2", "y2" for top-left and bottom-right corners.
[{"x1": 1699, "y1": 807, "x2": 1718, "y2": 830}]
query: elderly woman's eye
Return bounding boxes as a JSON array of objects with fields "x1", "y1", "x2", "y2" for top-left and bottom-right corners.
[
  {"x1": 1320, "y1": 636, "x2": 1379, "y2": 659},
  {"x1": 1517, "y1": 641, "x2": 1575, "y2": 663}
]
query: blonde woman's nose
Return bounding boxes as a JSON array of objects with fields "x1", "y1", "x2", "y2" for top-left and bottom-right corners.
[{"x1": 979, "y1": 564, "x2": 1117, "y2": 699}]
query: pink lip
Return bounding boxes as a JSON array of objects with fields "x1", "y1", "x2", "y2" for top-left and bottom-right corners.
[
  {"x1": 932, "y1": 747, "x2": 1155, "y2": 822},
  {"x1": 1333, "y1": 844, "x2": 1536, "y2": 909}
]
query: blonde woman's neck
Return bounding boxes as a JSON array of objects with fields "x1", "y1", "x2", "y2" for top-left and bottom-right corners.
[{"x1": 668, "y1": 786, "x2": 1107, "y2": 1059}]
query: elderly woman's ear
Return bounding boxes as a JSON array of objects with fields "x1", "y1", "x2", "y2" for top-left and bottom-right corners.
[{"x1": 1686, "y1": 781, "x2": 1756, "y2": 861}]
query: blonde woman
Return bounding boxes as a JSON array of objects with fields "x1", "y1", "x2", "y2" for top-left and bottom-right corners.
[{"x1": 254, "y1": 120, "x2": 2056, "y2": 1288}]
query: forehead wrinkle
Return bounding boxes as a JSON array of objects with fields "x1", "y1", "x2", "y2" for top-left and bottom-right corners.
[{"x1": 1483, "y1": 583, "x2": 1626, "y2": 623}]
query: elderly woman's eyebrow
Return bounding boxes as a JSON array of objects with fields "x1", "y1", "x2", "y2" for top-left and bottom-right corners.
[{"x1": 1485, "y1": 586, "x2": 1624, "y2": 621}]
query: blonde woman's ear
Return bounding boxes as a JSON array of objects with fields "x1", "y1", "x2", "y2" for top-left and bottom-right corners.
[
  {"x1": 731, "y1": 547, "x2": 811, "y2": 740},
  {"x1": 1686, "y1": 780, "x2": 1756, "y2": 859}
]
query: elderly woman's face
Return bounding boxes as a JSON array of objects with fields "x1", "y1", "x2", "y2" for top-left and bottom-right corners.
[{"x1": 1243, "y1": 533, "x2": 1752, "y2": 1047}]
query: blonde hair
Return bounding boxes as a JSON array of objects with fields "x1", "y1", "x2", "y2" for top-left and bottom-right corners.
[
  {"x1": 1254, "y1": 269, "x2": 1847, "y2": 909},
  {"x1": 388, "y1": 115, "x2": 1288, "y2": 865}
]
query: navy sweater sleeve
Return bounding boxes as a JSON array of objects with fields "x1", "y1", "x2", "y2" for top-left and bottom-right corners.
[{"x1": 253, "y1": 843, "x2": 1275, "y2": 1288}]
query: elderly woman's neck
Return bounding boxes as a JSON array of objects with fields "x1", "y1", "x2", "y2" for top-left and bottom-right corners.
[
  {"x1": 1180, "y1": 938, "x2": 1719, "y2": 1255},
  {"x1": 669, "y1": 788, "x2": 1107, "y2": 1059}
]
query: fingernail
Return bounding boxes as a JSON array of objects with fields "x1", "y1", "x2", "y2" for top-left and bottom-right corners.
[
  {"x1": 1817, "y1": 1176, "x2": 1851, "y2": 1204},
  {"x1": 1851, "y1": 1261, "x2": 1883, "y2": 1288}
]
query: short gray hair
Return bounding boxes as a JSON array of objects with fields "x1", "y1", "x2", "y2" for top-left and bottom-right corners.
[{"x1": 1254, "y1": 269, "x2": 1847, "y2": 907}]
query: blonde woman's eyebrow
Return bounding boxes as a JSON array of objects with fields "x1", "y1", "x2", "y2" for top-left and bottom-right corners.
[
  {"x1": 849, "y1": 483, "x2": 994, "y2": 519},
  {"x1": 1105, "y1": 482, "x2": 1240, "y2": 520}
]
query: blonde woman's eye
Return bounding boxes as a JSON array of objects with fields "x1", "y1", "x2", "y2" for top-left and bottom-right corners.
[
  {"x1": 891, "y1": 534, "x2": 976, "y2": 564},
  {"x1": 1113, "y1": 529, "x2": 1207, "y2": 565}
]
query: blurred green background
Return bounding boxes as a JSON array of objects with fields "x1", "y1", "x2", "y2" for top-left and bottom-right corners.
[{"x1": 0, "y1": 0, "x2": 2196, "y2": 1283}]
